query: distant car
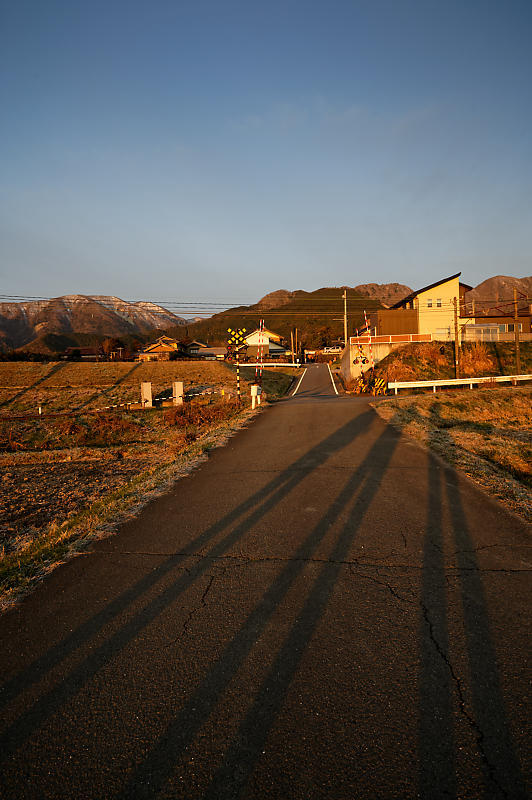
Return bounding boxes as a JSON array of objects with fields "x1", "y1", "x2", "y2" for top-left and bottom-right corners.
[{"x1": 322, "y1": 346, "x2": 343, "y2": 354}]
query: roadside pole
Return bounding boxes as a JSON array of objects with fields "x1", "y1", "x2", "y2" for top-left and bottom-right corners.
[
  {"x1": 514, "y1": 288, "x2": 521, "y2": 375},
  {"x1": 343, "y1": 289, "x2": 348, "y2": 347},
  {"x1": 364, "y1": 310, "x2": 374, "y2": 369},
  {"x1": 453, "y1": 297, "x2": 460, "y2": 379}
]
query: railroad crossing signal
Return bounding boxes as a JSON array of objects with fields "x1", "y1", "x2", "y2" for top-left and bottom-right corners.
[
  {"x1": 227, "y1": 328, "x2": 247, "y2": 402},
  {"x1": 227, "y1": 327, "x2": 246, "y2": 345}
]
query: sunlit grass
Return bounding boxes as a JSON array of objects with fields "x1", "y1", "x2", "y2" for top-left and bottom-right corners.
[{"x1": 375, "y1": 386, "x2": 532, "y2": 519}]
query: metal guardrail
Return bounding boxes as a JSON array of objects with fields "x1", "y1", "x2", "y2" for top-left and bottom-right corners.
[{"x1": 388, "y1": 374, "x2": 532, "y2": 395}]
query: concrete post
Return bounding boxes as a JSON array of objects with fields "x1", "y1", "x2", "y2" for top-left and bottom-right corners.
[
  {"x1": 173, "y1": 381, "x2": 184, "y2": 405},
  {"x1": 141, "y1": 382, "x2": 152, "y2": 408},
  {"x1": 251, "y1": 384, "x2": 262, "y2": 410}
]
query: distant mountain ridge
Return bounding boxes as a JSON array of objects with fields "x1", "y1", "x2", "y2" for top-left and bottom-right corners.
[
  {"x1": 258, "y1": 283, "x2": 412, "y2": 310},
  {"x1": 353, "y1": 283, "x2": 412, "y2": 307},
  {"x1": 174, "y1": 286, "x2": 387, "y2": 348},
  {"x1": 0, "y1": 295, "x2": 187, "y2": 351},
  {"x1": 465, "y1": 276, "x2": 532, "y2": 302}
]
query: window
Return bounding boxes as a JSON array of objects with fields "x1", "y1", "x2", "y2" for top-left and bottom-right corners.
[
  {"x1": 436, "y1": 298, "x2": 442, "y2": 307},
  {"x1": 427, "y1": 298, "x2": 433, "y2": 308}
]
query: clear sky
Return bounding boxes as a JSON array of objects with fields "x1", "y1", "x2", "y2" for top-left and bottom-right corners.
[{"x1": 1, "y1": 0, "x2": 531, "y2": 308}]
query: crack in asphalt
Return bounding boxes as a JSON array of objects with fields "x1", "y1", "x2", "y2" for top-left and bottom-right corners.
[
  {"x1": 94, "y1": 551, "x2": 532, "y2": 573},
  {"x1": 421, "y1": 602, "x2": 509, "y2": 799},
  {"x1": 349, "y1": 567, "x2": 416, "y2": 607},
  {"x1": 167, "y1": 571, "x2": 221, "y2": 647}
]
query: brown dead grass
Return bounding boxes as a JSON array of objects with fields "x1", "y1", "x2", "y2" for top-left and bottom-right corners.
[
  {"x1": 0, "y1": 360, "x2": 296, "y2": 611},
  {"x1": 459, "y1": 342, "x2": 496, "y2": 376},
  {"x1": 373, "y1": 341, "x2": 532, "y2": 384},
  {"x1": 374, "y1": 386, "x2": 532, "y2": 520}
]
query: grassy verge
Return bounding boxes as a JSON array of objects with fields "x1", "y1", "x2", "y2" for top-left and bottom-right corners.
[
  {"x1": 374, "y1": 386, "x2": 532, "y2": 521},
  {"x1": 0, "y1": 401, "x2": 258, "y2": 610},
  {"x1": 0, "y1": 361, "x2": 298, "y2": 611},
  {"x1": 239, "y1": 365, "x2": 300, "y2": 399}
]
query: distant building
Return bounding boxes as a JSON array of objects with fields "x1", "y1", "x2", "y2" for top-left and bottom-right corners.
[
  {"x1": 376, "y1": 273, "x2": 472, "y2": 340},
  {"x1": 243, "y1": 328, "x2": 288, "y2": 358},
  {"x1": 460, "y1": 296, "x2": 532, "y2": 340},
  {"x1": 62, "y1": 346, "x2": 101, "y2": 361},
  {"x1": 138, "y1": 336, "x2": 211, "y2": 361},
  {"x1": 138, "y1": 336, "x2": 181, "y2": 361},
  {"x1": 180, "y1": 339, "x2": 208, "y2": 356}
]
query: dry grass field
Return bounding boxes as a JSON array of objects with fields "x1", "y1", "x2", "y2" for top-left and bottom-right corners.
[
  {"x1": 0, "y1": 360, "x2": 257, "y2": 414},
  {"x1": 0, "y1": 361, "x2": 297, "y2": 609},
  {"x1": 375, "y1": 386, "x2": 532, "y2": 521}
]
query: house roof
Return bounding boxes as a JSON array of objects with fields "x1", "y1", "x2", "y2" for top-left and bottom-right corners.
[
  {"x1": 179, "y1": 338, "x2": 207, "y2": 348},
  {"x1": 157, "y1": 336, "x2": 178, "y2": 344},
  {"x1": 142, "y1": 336, "x2": 178, "y2": 353},
  {"x1": 244, "y1": 328, "x2": 282, "y2": 342},
  {"x1": 391, "y1": 272, "x2": 462, "y2": 308},
  {"x1": 64, "y1": 346, "x2": 99, "y2": 356}
]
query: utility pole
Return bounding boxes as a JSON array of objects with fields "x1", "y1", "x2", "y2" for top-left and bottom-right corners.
[
  {"x1": 514, "y1": 288, "x2": 521, "y2": 375},
  {"x1": 453, "y1": 297, "x2": 460, "y2": 379},
  {"x1": 295, "y1": 328, "x2": 299, "y2": 361},
  {"x1": 290, "y1": 329, "x2": 294, "y2": 361},
  {"x1": 342, "y1": 289, "x2": 348, "y2": 347}
]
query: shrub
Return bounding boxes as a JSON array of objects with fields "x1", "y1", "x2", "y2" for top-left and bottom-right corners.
[
  {"x1": 461, "y1": 342, "x2": 495, "y2": 376},
  {"x1": 164, "y1": 398, "x2": 240, "y2": 429}
]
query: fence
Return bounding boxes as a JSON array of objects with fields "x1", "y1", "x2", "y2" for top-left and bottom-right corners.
[
  {"x1": 0, "y1": 380, "x2": 225, "y2": 421},
  {"x1": 387, "y1": 374, "x2": 532, "y2": 395}
]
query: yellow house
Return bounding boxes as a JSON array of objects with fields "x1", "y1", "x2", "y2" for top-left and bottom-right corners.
[{"x1": 376, "y1": 273, "x2": 473, "y2": 340}]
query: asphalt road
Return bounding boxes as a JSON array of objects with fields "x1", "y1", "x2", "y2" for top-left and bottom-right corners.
[{"x1": 1, "y1": 363, "x2": 530, "y2": 799}]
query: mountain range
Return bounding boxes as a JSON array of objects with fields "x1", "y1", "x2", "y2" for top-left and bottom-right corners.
[
  {"x1": 0, "y1": 295, "x2": 187, "y2": 353},
  {"x1": 1, "y1": 276, "x2": 530, "y2": 354},
  {"x1": 168, "y1": 284, "x2": 414, "y2": 347}
]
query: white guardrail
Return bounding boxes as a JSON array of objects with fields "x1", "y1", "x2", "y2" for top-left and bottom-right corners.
[
  {"x1": 388, "y1": 374, "x2": 532, "y2": 395},
  {"x1": 243, "y1": 362, "x2": 303, "y2": 368}
]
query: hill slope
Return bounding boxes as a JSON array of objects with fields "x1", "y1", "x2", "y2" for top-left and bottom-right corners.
[
  {"x1": 354, "y1": 282, "x2": 412, "y2": 307},
  {"x1": 172, "y1": 287, "x2": 384, "y2": 348},
  {"x1": 466, "y1": 275, "x2": 532, "y2": 302}
]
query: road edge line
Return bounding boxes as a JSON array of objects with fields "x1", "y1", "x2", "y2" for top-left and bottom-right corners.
[
  {"x1": 292, "y1": 368, "x2": 307, "y2": 396},
  {"x1": 327, "y1": 363, "x2": 339, "y2": 395}
]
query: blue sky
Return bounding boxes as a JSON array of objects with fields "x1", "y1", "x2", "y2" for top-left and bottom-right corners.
[{"x1": 1, "y1": 0, "x2": 531, "y2": 308}]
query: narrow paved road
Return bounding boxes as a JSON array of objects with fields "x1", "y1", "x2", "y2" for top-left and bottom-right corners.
[{"x1": 1, "y1": 364, "x2": 530, "y2": 799}]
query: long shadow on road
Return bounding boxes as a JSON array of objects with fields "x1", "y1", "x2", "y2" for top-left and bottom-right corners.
[
  {"x1": 118, "y1": 416, "x2": 401, "y2": 799},
  {"x1": 0, "y1": 407, "x2": 376, "y2": 765},
  {"x1": 418, "y1": 418, "x2": 526, "y2": 798},
  {"x1": 418, "y1": 450, "x2": 457, "y2": 798}
]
